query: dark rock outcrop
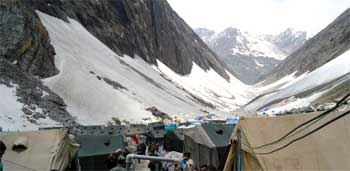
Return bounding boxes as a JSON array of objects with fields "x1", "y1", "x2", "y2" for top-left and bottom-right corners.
[
  {"x1": 0, "y1": 1, "x2": 74, "y2": 126},
  {"x1": 0, "y1": 58, "x2": 76, "y2": 126},
  {"x1": 0, "y1": 1, "x2": 58, "y2": 78},
  {"x1": 26, "y1": 0, "x2": 229, "y2": 80}
]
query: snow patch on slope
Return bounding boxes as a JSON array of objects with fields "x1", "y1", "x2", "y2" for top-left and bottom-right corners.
[
  {"x1": 247, "y1": 49, "x2": 350, "y2": 113},
  {"x1": 155, "y1": 60, "x2": 252, "y2": 108},
  {"x1": 211, "y1": 28, "x2": 288, "y2": 60},
  {"x1": 0, "y1": 84, "x2": 60, "y2": 131},
  {"x1": 265, "y1": 91, "x2": 326, "y2": 114},
  {"x1": 234, "y1": 32, "x2": 287, "y2": 60},
  {"x1": 37, "y1": 11, "x2": 251, "y2": 124}
]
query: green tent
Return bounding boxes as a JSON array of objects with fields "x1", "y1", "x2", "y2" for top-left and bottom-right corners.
[
  {"x1": 164, "y1": 129, "x2": 184, "y2": 152},
  {"x1": 74, "y1": 125, "x2": 126, "y2": 171}
]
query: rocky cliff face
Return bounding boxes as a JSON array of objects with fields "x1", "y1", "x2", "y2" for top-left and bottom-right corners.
[
  {"x1": 0, "y1": 1, "x2": 58, "y2": 78},
  {"x1": 0, "y1": 1, "x2": 76, "y2": 128},
  {"x1": 264, "y1": 8, "x2": 350, "y2": 84},
  {"x1": 27, "y1": 0, "x2": 229, "y2": 80},
  {"x1": 0, "y1": 0, "x2": 238, "y2": 128}
]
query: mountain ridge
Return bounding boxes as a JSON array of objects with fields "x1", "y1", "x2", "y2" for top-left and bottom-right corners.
[{"x1": 195, "y1": 27, "x2": 307, "y2": 84}]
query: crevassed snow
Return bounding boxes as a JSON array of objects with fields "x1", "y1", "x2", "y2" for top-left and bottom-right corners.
[
  {"x1": 0, "y1": 84, "x2": 60, "y2": 131},
  {"x1": 246, "y1": 49, "x2": 350, "y2": 113},
  {"x1": 37, "y1": 11, "x2": 251, "y2": 124}
]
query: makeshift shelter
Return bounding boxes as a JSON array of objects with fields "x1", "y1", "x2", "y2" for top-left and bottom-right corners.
[
  {"x1": 184, "y1": 123, "x2": 235, "y2": 170},
  {"x1": 164, "y1": 129, "x2": 184, "y2": 152},
  {"x1": 0, "y1": 129, "x2": 79, "y2": 171},
  {"x1": 146, "y1": 129, "x2": 167, "y2": 146},
  {"x1": 125, "y1": 124, "x2": 149, "y2": 136},
  {"x1": 144, "y1": 122, "x2": 166, "y2": 145},
  {"x1": 77, "y1": 125, "x2": 126, "y2": 135},
  {"x1": 76, "y1": 132, "x2": 125, "y2": 170},
  {"x1": 224, "y1": 111, "x2": 350, "y2": 171},
  {"x1": 148, "y1": 122, "x2": 165, "y2": 130}
]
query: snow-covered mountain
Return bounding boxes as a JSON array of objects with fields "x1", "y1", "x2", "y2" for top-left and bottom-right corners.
[
  {"x1": 0, "y1": 0, "x2": 252, "y2": 130},
  {"x1": 1, "y1": 0, "x2": 348, "y2": 132},
  {"x1": 267, "y1": 28, "x2": 308, "y2": 54},
  {"x1": 241, "y1": 8, "x2": 350, "y2": 114},
  {"x1": 195, "y1": 27, "x2": 307, "y2": 84}
]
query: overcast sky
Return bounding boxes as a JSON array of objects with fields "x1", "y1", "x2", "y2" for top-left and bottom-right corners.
[{"x1": 167, "y1": 0, "x2": 350, "y2": 36}]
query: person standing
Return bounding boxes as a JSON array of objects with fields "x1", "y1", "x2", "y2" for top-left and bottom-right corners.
[
  {"x1": 148, "y1": 147, "x2": 162, "y2": 171},
  {"x1": 0, "y1": 141, "x2": 6, "y2": 171},
  {"x1": 180, "y1": 152, "x2": 194, "y2": 171}
]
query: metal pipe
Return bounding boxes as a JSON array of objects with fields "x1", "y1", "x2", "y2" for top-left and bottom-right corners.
[
  {"x1": 126, "y1": 154, "x2": 181, "y2": 171},
  {"x1": 237, "y1": 129, "x2": 242, "y2": 171}
]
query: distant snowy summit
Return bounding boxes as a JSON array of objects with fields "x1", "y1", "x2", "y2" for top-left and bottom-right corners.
[
  {"x1": 264, "y1": 27, "x2": 308, "y2": 54},
  {"x1": 195, "y1": 27, "x2": 307, "y2": 84}
]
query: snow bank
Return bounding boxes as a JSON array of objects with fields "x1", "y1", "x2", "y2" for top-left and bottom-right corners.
[{"x1": 36, "y1": 11, "x2": 251, "y2": 124}]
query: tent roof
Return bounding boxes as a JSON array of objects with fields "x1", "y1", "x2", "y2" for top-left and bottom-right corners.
[
  {"x1": 201, "y1": 123, "x2": 235, "y2": 147},
  {"x1": 185, "y1": 123, "x2": 235, "y2": 148},
  {"x1": 0, "y1": 129, "x2": 79, "y2": 171},
  {"x1": 77, "y1": 125, "x2": 125, "y2": 135},
  {"x1": 228, "y1": 111, "x2": 350, "y2": 170},
  {"x1": 76, "y1": 134, "x2": 125, "y2": 157},
  {"x1": 148, "y1": 129, "x2": 167, "y2": 139}
]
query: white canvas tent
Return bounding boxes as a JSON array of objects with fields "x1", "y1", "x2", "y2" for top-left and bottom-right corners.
[
  {"x1": 224, "y1": 111, "x2": 350, "y2": 170},
  {"x1": 0, "y1": 129, "x2": 79, "y2": 171}
]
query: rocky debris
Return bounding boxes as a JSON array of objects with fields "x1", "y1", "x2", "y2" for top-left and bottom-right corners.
[
  {"x1": 0, "y1": 1, "x2": 76, "y2": 127},
  {"x1": 111, "y1": 117, "x2": 122, "y2": 125},
  {"x1": 25, "y1": 0, "x2": 229, "y2": 80},
  {"x1": 266, "y1": 102, "x2": 350, "y2": 116},
  {"x1": 103, "y1": 77, "x2": 128, "y2": 90},
  {"x1": 0, "y1": 57, "x2": 76, "y2": 126},
  {"x1": 0, "y1": 1, "x2": 58, "y2": 78}
]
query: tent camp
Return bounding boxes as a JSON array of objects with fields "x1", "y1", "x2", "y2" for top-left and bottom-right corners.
[
  {"x1": 75, "y1": 125, "x2": 126, "y2": 171},
  {"x1": 224, "y1": 111, "x2": 350, "y2": 171},
  {"x1": 0, "y1": 129, "x2": 79, "y2": 171},
  {"x1": 164, "y1": 129, "x2": 184, "y2": 152},
  {"x1": 184, "y1": 123, "x2": 235, "y2": 170}
]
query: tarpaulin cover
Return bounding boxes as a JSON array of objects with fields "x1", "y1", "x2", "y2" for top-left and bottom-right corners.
[
  {"x1": 224, "y1": 111, "x2": 350, "y2": 170},
  {"x1": 0, "y1": 129, "x2": 79, "y2": 171}
]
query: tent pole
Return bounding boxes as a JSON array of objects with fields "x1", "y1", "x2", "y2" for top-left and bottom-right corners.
[{"x1": 237, "y1": 129, "x2": 242, "y2": 171}]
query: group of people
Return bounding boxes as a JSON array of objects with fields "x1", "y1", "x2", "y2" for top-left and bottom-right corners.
[
  {"x1": 177, "y1": 152, "x2": 208, "y2": 171},
  {"x1": 1, "y1": 138, "x2": 210, "y2": 171},
  {"x1": 105, "y1": 148, "x2": 127, "y2": 171},
  {"x1": 147, "y1": 144, "x2": 205, "y2": 171}
]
